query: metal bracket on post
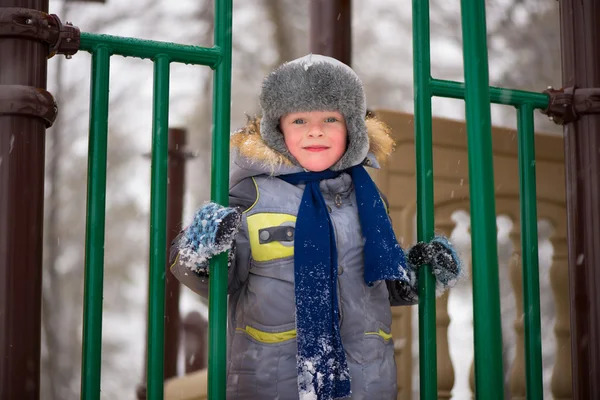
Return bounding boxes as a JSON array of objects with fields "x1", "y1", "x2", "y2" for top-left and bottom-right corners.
[
  {"x1": 542, "y1": 86, "x2": 600, "y2": 125},
  {"x1": 0, "y1": 85, "x2": 57, "y2": 127},
  {"x1": 0, "y1": 7, "x2": 80, "y2": 58},
  {"x1": 0, "y1": 8, "x2": 80, "y2": 126}
]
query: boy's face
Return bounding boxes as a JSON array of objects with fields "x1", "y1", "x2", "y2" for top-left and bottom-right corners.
[{"x1": 280, "y1": 111, "x2": 347, "y2": 172}]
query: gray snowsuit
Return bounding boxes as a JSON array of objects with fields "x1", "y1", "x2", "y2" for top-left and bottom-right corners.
[{"x1": 170, "y1": 118, "x2": 416, "y2": 399}]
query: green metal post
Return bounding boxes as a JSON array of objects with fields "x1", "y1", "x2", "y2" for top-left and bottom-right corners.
[
  {"x1": 78, "y1": 22, "x2": 234, "y2": 400},
  {"x1": 80, "y1": 46, "x2": 111, "y2": 400},
  {"x1": 208, "y1": 0, "x2": 233, "y2": 399},
  {"x1": 412, "y1": 0, "x2": 438, "y2": 398},
  {"x1": 516, "y1": 104, "x2": 543, "y2": 399},
  {"x1": 146, "y1": 55, "x2": 171, "y2": 400},
  {"x1": 459, "y1": 0, "x2": 504, "y2": 398}
]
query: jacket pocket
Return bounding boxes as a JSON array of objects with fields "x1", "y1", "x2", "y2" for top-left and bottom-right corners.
[
  {"x1": 228, "y1": 322, "x2": 298, "y2": 397},
  {"x1": 362, "y1": 324, "x2": 394, "y2": 365},
  {"x1": 362, "y1": 326, "x2": 398, "y2": 399}
]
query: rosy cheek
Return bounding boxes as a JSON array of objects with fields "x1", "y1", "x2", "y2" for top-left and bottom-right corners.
[
  {"x1": 335, "y1": 133, "x2": 347, "y2": 153},
  {"x1": 284, "y1": 134, "x2": 301, "y2": 157}
]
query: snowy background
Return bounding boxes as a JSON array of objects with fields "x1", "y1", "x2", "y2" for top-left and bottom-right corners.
[{"x1": 42, "y1": 0, "x2": 562, "y2": 399}]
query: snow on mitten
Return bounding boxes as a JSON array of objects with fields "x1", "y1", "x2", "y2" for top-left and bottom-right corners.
[
  {"x1": 176, "y1": 202, "x2": 242, "y2": 275},
  {"x1": 406, "y1": 236, "x2": 463, "y2": 297}
]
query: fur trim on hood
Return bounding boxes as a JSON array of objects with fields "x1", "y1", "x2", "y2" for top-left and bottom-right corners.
[{"x1": 230, "y1": 116, "x2": 395, "y2": 172}]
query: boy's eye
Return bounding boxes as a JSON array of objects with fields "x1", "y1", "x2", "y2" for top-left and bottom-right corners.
[
  {"x1": 325, "y1": 117, "x2": 339, "y2": 123},
  {"x1": 292, "y1": 119, "x2": 306, "y2": 124}
]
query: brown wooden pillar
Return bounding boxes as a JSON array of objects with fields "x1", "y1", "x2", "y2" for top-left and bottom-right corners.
[
  {"x1": 310, "y1": 0, "x2": 352, "y2": 66},
  {"x1": 558, "y1": 1, "x2": 600, "y2": 398},
  {"x1": 183, "y1": 311, "x2": 208, "y2": 373},
  {"x1": 163, "y1": 127, "x2": 188, "y2": 380},
  {"x1": 1, "y1": 6, "x2": 77, "y2": 398},
  {"x1": 137, "y1": 128, "x2": 190, "y2": 399},
  {"x1": 1, "y1": 3, "x2": 51, "y2": 399}
]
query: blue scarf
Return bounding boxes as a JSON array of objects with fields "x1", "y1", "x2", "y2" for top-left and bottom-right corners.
[{"x1": 279, "y1": 165, "x2": 409, "y2": 399}]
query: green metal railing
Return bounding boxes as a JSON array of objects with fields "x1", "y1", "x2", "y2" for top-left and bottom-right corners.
[
  {"x1": 78, "y1": 1, "x2": 232, "y2": 399},
  {"x1": 413, "y1": 1, "x2": 546, "y2": 399},
  {"x1": 75, "y1": 0, "x2": 546, "y2": 398}
]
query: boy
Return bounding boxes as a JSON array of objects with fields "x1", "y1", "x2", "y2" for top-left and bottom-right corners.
[{"x1": 170, "y1": 54, "x2": 461, "y2": 400}]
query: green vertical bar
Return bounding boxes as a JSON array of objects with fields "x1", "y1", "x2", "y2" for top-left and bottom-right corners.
[
  {"x1": 146, "y1": 55, "x2": 171, "y2": 400},
  {"x1": 460, "y1": 0, "x2": 504, "y2": 398},
  {"x1": 412, "y1": 0, "x2": 438, "y2": 399},
  {"x1": 516, "y1": 104, "x2": 543, "y2": 399},
  {"x1": 80, "y1": 46, "x2": 110, "y2": 400},
  {"x1": 208, "y1": 0, "x2": 232, "y2": 399}
]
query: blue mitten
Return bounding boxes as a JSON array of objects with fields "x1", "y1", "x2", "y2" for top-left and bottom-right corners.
[
  {"x1": 176, "y1": 202, "x2": 242, "y2": 275},
  {"x1": 405, "y1": 236, "x2": 463, "y2": 297}
]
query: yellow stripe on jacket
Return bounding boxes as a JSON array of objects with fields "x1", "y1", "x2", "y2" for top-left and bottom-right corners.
[{"x1": 236, "y1": 325, "x2": 297, "y2": 344}]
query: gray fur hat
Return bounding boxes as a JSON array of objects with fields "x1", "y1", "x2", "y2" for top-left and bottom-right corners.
[{"x1": 259, "y1": 54, "x2": 369, "y2": 171}]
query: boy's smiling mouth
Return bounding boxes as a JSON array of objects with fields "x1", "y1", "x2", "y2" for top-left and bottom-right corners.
[{"x1": 303, "y1": 145, "x2": 330, "y2": 152}]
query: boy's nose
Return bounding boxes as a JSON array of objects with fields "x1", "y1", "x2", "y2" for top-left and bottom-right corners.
[{"x1": 308, "y1": 126, "x2": 324, "y2": 137}]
